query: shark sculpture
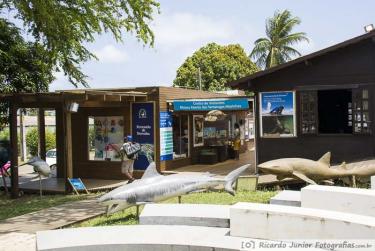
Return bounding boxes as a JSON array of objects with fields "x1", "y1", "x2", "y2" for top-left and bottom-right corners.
[
  {"x1": 258, "y1": 152, "x2": 355, "y2": 184},
  {"x1": 99, "y1": 162, "x2": 250, "y2": 215},
  {"x1": 21, "y1": 156, "x2": 51, "y2": 177},
  {"x1": 19, "y1": 156, "x2": 51, "y2": 197}
]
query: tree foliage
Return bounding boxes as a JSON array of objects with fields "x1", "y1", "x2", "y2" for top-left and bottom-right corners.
[
  {"x1": 173, "y1": 43, "x2": 258, "y2": 92},
  {"x1": 26, "y1": 127, "x2": 56, "y2": 156},
  {"x1": 0, "y1": 19, "x2": 54, "y2": 126},
  {"x1": 1, "y1": 0, "x2": 160, "y2": 87},
  {"x1": 250, "y1": 10, "x2": 309, "y2": 69},
  {"x1": 0, "y1": 19, "x2": 53, "y2": 93}
]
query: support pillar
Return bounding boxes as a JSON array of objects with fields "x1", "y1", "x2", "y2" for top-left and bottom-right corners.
[
  {"x1": 38, "y1": 108, "x2": 46, "y2": 160},
  {"x1": 9, "y1": 103, "x2": 19, "y2": 198},
  {"x1": 62, "y1": 104, "x2": 73, "y2": 193}
]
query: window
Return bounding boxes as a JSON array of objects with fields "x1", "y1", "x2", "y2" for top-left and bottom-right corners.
[
  {"x1": 299, "y1": 88, "x2": 371, "y2": 135},
  {"x1": 300, "y1": 91, "x2": 317, "y2": 134},
  {"x1": 353, "y1": 89, "x2": 371, "y2": 134},
  {"x1": 318, "y1": 89, "x2": 352, "y2": 134},
  {"x1": 172, "y1": 114, "x2": 189, "y2": 159},
  {"x1": 88, "y1": 116, "x2": 124, "y2": 161}
]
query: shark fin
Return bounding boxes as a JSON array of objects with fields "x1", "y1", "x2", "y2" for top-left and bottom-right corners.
[
  {"x1": 224, "y1": 164, "x2": 250, "y2": 196},
  {"x1": 337, "y1": 161, "x2": 348, "y2": 170},
  {"x1": 292, "y1": 171, "x2": 317, "y2": 184},
  {"x1": 317, "y1": 152, "x2": 331, "y2": 166},
  {"x1": 141, "y1": 162, "x2": 161, "y2": 179},
  {"x1": 321, "y1": 180, "x2": 334, "y2": 185}
]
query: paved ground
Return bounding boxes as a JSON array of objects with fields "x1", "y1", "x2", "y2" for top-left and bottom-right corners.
[
  {"x1": 170, "y1": 151, "x2": 256, "y2": 176},
  {"x1": 0, "y1": 196, "x2": 106, "y2": 251},
  {"x1": 0, "y1": 164, "x2": 128, "y2": 193}
]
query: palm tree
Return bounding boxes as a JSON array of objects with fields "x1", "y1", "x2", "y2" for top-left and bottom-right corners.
[{"x1": 250, "y1": 10, "x2": 309, "y2": 69}]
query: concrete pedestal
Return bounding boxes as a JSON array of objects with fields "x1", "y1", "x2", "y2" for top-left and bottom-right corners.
[
  {"x1": 230, "y1": 202, "x2": 375, "y2": 239},
  {"x1": 37, "y1": 225, "x2": 321, "y2": 251},
  {"x1": 301, "y1": 185, "x2": 375, "y2": 217},
  {"x1": 140, "y1": 204, "x2": 229, "y2": 228},
  {"x1": 270, "y1": 190, "x2": 301, "y2": 207}
]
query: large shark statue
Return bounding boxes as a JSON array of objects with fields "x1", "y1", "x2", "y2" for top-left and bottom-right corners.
[
  {"x1": 99, "y1": 162, "x2": 250, "y2": 215},
  {"x1": 258, "y1": 152, "x2": 355, "y2": 184}
]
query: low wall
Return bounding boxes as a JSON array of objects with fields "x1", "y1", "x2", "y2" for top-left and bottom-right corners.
[
  {"x1": 301, "y1": 185, "x2": 375, "y2": 217},
  {"x1": 139, "y1": 203, "x2": 230, "y2": 228},
  {"x1": 230, "y1": 202, "x2": 375, "y2": 239}
]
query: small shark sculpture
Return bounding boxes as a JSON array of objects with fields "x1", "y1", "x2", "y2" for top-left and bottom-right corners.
[
  {"x1": 20, "y1": 156, "x2": 51, "y2": 177},
  {"x1": 99, "y1": 162, "x2": 250, "y2": 215},
  {"x1": 258, "y1": 152, "x2": 355, "y2": 184}
]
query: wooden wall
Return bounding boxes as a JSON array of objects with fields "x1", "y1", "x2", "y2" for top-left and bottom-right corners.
[{"x1": 250, "y1": 38, "x2": 375, "y2": 164}]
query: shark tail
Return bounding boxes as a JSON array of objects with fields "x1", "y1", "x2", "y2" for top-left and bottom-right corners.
[{"x1": 224, "y1": 164, "x2": 250, "y2": 196}]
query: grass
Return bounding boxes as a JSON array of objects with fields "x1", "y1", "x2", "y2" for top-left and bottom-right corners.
[
  {"x1": 73, "y1": 189, "x2": 277, "y2": 228},
  {"x1": 0, "y1": 193, "x2": 89, "y2": 221}
]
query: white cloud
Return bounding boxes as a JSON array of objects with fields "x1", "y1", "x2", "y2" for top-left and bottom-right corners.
[
  {"x1": 294, "y1": 39, "x2": 316, "y2": 56},
  {"x1": 152, "y1": 12, "x2": 236, "y2": 48},
  {"x1": 94, "y1": 45, "x2": 128, "y2": 63}
]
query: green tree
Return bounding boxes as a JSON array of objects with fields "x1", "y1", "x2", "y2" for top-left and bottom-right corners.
[
  {"x1": 26, "y1": 128, "x2": 56, "y2": 156},
  {"x1": 1, "y1": 0, "x2": 160, "y2": 87},
  {"x1": 174, "y1": 43, "x2": 258, "y2": 92},
  {"x1": 250, "y1": 10, "x2": 309, "y2": 69},
  {"x1": 0, "y1": 19, "x2": 54, "y2": 125}
]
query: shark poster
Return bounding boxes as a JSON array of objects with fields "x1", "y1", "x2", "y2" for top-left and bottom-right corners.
[{"x1": 259, "y1": 91, "x2": 296, "y2": 137}]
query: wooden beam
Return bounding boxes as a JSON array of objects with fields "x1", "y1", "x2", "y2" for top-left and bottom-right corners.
[
  {"x1": 55, "y1": 108, "x2": 65, "y2": 179},
  {"x1": 65, "y1": 111, "x2": 73, "y2": 179},
  {"x1": 62, "y1": 105, "x2": 73, "y2": 193},
  {"x1": 38, "y1": 108, "x2": 46, "y2": 160},
  {"x1": 9, "y1": 103, "x2": 19, "y2": 198}
]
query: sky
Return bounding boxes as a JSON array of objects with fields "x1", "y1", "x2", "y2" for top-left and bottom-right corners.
[{"x1": 50, "y1": 0, "x2": 375, "y2": 91}]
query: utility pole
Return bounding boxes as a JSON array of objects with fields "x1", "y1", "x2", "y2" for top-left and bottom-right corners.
[{"x1": 198, "y1": 67, "x2": 202, "y2": 90}]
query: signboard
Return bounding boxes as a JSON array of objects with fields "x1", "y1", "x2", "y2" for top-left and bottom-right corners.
[
  {"x1": 68, "y1": 178, "x2": 89, "y2": 195},
  {"x1": 160, "y1": 111, "x2": 173, "y2": 161},
  {"x1": 173, "y1": 98, "x2": 249, "y2": 111},
  {"x1": 193, "y1": 115, "x2": 204, "y2": 147},
  {"x1": 259, "y1": 91, "x2": 296, "y2": 138},
  {"x1": 132, "y1": 103, "x2": 154, "y2": 170}
]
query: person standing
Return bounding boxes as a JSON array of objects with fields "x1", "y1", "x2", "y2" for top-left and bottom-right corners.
[
  {"x1": 233, "y1": 123, "x2": 241, "y2": 160},
  {"x1": 120, "y1": 135, "x2": 140, "y2": 183}
]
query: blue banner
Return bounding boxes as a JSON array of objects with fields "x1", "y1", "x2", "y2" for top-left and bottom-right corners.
[
  {"x1": 173, "y1": 98, "x2": 249, "y2": 111},
  {"x1": 68, "y1": 178, "x2": 86, "y2": 191},
  {"x1": 132, "y1": 103, "x2": 154, "y2": 170},
  {"x1": 160, "y1": 112, "x2": 173, "y2": 161}
]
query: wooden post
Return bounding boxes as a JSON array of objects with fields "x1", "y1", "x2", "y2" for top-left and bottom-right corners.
[
  {"x1": 9, "y1": 103, "x2": 19, "y2": 198},
  {"x1": 65, "y1": 111, "x2": 73, "y2": 179},
  {"x1": 38, "y1": 108, "x2": 46, "y2": 160},
  {"x1": 55, "y1": 108, "x2": 64, "y2": 179},
  {"x1": 62, "y1": 103, "x2": 74, "y2": 193}
]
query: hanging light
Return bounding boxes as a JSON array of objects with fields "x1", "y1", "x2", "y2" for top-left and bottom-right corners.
[{"x1": 364, "y1": 24, "x2": 374, "y2": 33}]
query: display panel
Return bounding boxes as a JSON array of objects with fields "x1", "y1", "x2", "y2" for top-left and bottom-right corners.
[
  {"x1": 131, "y1": 102, "x2": 154, "y2": 170},
  {"x1": 89, "y1": 116, "x2": 124, "y2": 161},
  {"x1": 160, "y1": 111, "x2": 173, "y2": 161},
  {"x1": 259, "y1": 91, "x2": 296, "y2": 138}
]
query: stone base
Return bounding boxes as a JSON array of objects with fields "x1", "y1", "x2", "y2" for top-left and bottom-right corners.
[
  {"x1": 37, "y1": 225, "x2": 314, "y2": 251},
  {"x1": 140, "y1": 203, "x2": 229, "y2": 228},
  {"x1": 301, "y1": 185, "x2": 375, "y2": 217},
  {"x1": 230, "y1": 202, "x2": 375, "y2": 239},
  {"x1": 270, "y1": 190, "x2": 301, "y2": 207}
]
